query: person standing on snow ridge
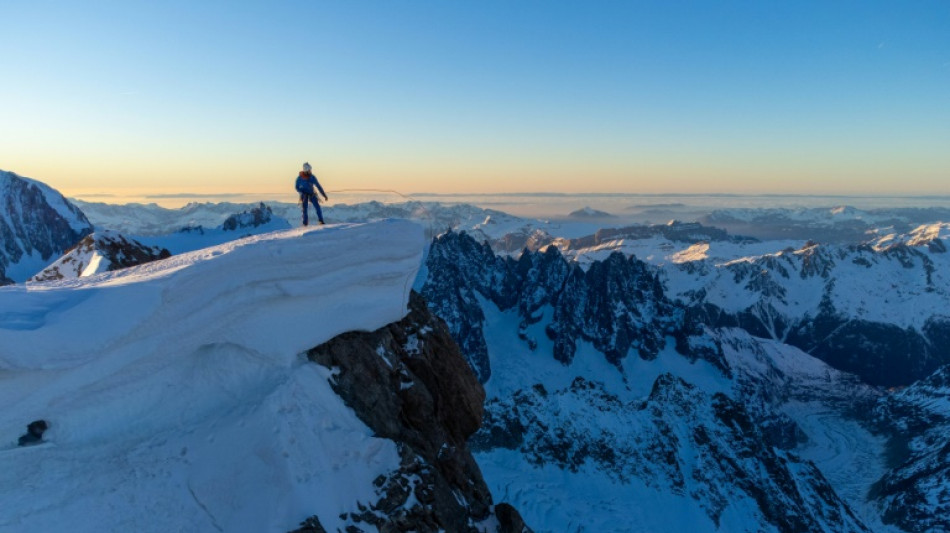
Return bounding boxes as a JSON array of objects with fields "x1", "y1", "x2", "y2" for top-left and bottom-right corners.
[{"x1": 295, "y1": 162, "x2": 328, "y2": 226}]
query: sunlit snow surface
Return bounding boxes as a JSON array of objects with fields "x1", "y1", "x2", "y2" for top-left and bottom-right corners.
[{"x1": 0, "y1": 220, "x2": 424, "y2": 532}]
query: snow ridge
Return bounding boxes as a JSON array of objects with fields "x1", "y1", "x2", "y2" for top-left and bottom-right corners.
[{"x1": 0, "y1": 219, "x2": 425, "y2": 532}]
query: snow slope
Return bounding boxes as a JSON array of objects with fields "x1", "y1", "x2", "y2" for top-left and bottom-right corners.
[{"x1": 0, "y1": 219, "x2": 425, "y2": 532}]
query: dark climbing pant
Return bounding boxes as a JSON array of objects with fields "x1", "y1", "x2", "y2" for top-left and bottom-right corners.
[{"x1": 300, "y1": 193, "x2": 323, "y2": 225}]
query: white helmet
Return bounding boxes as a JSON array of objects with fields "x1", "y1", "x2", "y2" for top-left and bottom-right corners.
[{"x1": 302, "y1": 162, "x2": 312, "y2": 172}]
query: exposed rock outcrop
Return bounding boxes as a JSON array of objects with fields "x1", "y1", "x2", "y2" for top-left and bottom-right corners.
[
  {"x1": 871, "y1": 364, "x2": 950, "y2": 532},
  {"x1": 0, "y1": 170, "x2": 93, "y2": 283},
  {"x1": 301, "y1": 292, "x2": 531, "y2": 533},
  {"x1": 222, "y1": 202, "x2": 276, "y2": 231},
  {"x1": 473, "y1": 373, "x2": 869, "y2": 533},
  {"x1": 424, "y1": 229, "x2": 950, "y2": 388},
  {"x1": 30, "y1": 231, "x2": 171, "y2": 281},
  {"x1": 421, "y1": 231, "x2": 699, "y2": 383}
]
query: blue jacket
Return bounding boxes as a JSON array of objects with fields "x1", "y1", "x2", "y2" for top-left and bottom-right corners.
[{"x1": 295, "y1": 173, "x2": 327, "y2": 198}]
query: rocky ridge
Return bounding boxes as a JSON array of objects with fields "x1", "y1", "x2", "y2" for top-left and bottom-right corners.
[
  {"x1": 221, "y1": 202, "x2": 277, "y2": 232},
  {"x1": 0, "y1": 170, "x2": 93, "y2": 283},
  {"x1": 424, "y1": 228, "x2": 950, "y2": 388},
  {"x1": 30, "y1": 230, "x2": 171, "y2": 282},
  {"x1": 871, "y1": 364, "x2": 950, "y2": 532},
  {"x1": 473, "y1": 372, "x2": 869, "y2": 533},
  {"x1": 671, "y1": 233, "x2": 950, "y2": 386},
  {"x1": 422, "y1": 231, "x2": 688, "y2": 383}
]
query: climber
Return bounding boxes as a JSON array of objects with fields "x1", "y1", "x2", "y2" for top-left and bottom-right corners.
[
  {"x1": 18, "y1": 419, "x2": 49, "y2": 447},
  {"x1": 295, "y1": 162, "x2": 328, "y2": 226}
]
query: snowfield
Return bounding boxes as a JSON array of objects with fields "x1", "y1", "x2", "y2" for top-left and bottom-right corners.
[{"x1": 0, "y1": 220, "x2": 425, "y2": 532}]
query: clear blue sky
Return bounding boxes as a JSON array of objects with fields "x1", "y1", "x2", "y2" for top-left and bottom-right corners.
[{"x1": 1, "y1": 1, "x2": 948, "y2": 198}]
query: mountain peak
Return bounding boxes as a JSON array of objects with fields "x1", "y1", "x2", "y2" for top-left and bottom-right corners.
[{"x1": 0, "y1": 170, "x2": 93, "y2": 283}]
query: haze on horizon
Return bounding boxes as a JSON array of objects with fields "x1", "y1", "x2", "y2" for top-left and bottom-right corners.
[{"x1": 2, "y1": 1, "x2": 948, "y2": 200}]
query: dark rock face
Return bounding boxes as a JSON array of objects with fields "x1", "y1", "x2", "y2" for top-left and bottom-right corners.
[
  {"x1": 692, "y1": 301, "x2": 950, "y2": 388},
  {"x1": 422, "y1": 232, "x2": 506, "y2": 382},
  {"x1": 31, "y1": 232, "x2": 171, "y2": 281},
  {"x1": 95, "y1": 234, "x2": 171, "y2": 270},
  {"x1": 221, "y1": 202, "x2": 274, "y2": 231},
  {"x1": 787, "y1": 315, "x2": 938, "y2": 387},
  {"x1": 871, "y1": 364, "x2": 950, "y2": 532},
  {"x1": 0, "y1": 170, "x2": 93, "y2": 283},
  {"x1": 421, "y1": 231, "x2": 704, "y2": 382},
  {"x1": 493, "y1": 503, "x2": 530, "y2": 533},
  {"x1": 473, "y1": 374, "x2": 869, "y2": 533},
  {"x1": 302, "y1": 292, "x2": 531, "y2": 533}
]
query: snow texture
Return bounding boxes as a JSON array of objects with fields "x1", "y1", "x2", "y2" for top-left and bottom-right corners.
[
  {"x1": 0, "y1": 219, "x2": 425, "y2": 532},
  {"x1": 471, "y1": 298, "x2": 877, "y2": 533}
]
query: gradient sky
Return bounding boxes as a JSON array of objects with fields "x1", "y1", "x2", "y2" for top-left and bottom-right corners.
[{"x1": 1, "y1": 1, "x2": 948, "y2": 199}]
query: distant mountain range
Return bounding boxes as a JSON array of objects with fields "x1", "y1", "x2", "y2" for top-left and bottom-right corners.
[{"x1": 421, "y1": 228, "x2": 950, "y2": 531}]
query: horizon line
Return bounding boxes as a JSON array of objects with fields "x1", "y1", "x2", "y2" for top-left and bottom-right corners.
[{"x1": 63, "y1": 191, "x2": 950, "y2": 201}]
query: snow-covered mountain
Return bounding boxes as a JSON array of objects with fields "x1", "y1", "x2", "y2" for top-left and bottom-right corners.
[
  {"x1": 422, "y1": 231, "x2": 681, "y2": 382},
  {"x1": 135, "y1": 202, "x2": 292, "y2": 255},
  {"x1": 419, "y1": 231, "x2": 900, "y2": 532},
  {"x1": 0, "y1": 220, "x2": 528, "y2": 532},
  {"x1": 566, "y1": 206, "x2": 615, "y2": 220},
  {"x1": 0, "y1": 170, "x2": 93, "y2": 283},
  {"x1": 702, "y1": 205, "x2": 950, "y2": 242},
  {"x1": 417, "y1": 228, "x2": 950, "y2": 531},
  {"x1": 871, "y1": 364, "x2": 950, "y2": 532},
  {"x1": 70, "y1": 199, "x2": 291, "y2": 236},
  {"x1": 666, "y1": 224, "x2": 950, "y2": 386},
  {"x1": 479, "y1": 220, "x2": 950, "y2": 386},
  {"x1": 30, "y1": 230, "x2": 171, "y2": 282},
  {"x1": 541, "y1": 220, "x2": 766, "y2": 268}
]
